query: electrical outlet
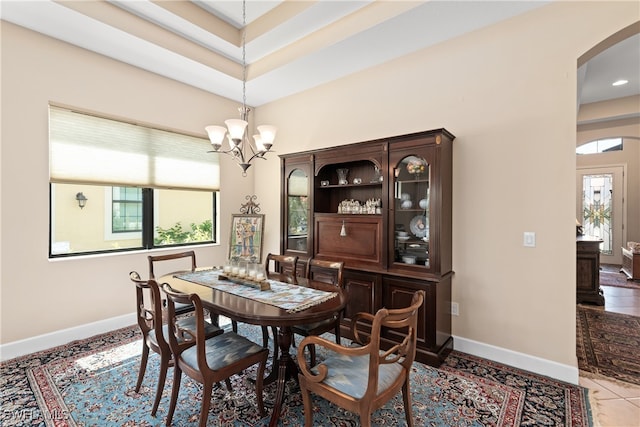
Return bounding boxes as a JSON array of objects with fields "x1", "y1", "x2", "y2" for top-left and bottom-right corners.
[{"x1": 451, "y1": 302, "x2": 459, "y2": 316}]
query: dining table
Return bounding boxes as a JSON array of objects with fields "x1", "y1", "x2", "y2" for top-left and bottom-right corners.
[{"x1": 159, "y1": 267, "x2": 348, "y2": 427}]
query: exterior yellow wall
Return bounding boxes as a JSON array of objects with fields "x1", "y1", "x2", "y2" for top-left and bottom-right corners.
[
  {"x1": 157, "y1": 190, "x2": 213, "y2": 230},
  {"x1": 1, "y1": 1, "x2": 638, "y2": 374}
]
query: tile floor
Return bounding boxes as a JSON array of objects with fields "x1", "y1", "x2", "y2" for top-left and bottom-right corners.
[{"x1": 579, "y1": 266, "x2": 640, "y2": 426}]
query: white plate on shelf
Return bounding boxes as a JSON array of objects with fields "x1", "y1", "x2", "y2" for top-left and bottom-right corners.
[
  {"x1": 397, "y1": 236, "x2": 410, "y2": 241},
  {"x1": 410, "y1": 215, "x2": 428, "y2": 238}
]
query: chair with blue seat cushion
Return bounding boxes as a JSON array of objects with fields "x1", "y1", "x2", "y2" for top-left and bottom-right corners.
[
  {"x1": 162, "y1": 283, "x2": 268, "y2": 427},
  {"x1": 296, "y1": 290, "x2": 424, "y2": 427},
  {"x1": 130, "y1": 271, "x2": 223, "y2": 417}
]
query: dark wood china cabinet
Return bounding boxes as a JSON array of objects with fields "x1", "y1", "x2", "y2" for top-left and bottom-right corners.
[{"x1": 280, "y1": 129, "x2": 454, "y2": 366}]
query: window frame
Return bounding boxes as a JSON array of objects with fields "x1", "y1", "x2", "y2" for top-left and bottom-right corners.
[{"x1": 49, "y1": 184, "x2": 218, "y2": 258}]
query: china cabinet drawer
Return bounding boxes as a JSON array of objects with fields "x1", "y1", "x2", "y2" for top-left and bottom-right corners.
[{"x1": 314, "y1": 214, "x2": 383, "y2": 269}]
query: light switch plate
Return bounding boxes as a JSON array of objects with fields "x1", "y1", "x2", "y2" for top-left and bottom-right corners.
[{"x1": 524, "y1": 232, "x2": 536, "y2": 247}]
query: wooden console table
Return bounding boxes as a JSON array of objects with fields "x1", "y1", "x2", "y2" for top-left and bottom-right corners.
[
  {"x1": 576, "y1": 236, "x2": 604, "y2": 305},
  {"x1": 621, "y1": 247, "x2": 640, "y2": 281}
]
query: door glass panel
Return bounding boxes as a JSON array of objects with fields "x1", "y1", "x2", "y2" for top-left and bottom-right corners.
[
  {"x1": 394, "y1": 156, "x2": 430, "y2": 267},
  {"x1": 287, "y1": 168, "x2": 308, "y2": 252},
  {"x1": 582, "y1": 174, "x2": 613, "y2": 255}
]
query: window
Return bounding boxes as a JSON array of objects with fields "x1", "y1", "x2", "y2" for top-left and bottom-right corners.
[
  {"x1": 576, "y1": 138, "x2": 623, "y2": 155},
  {"x1": 112, "y1": 187, "x2": 142, "y2": 233},
  {"x1": 49, "y1": 106, "x2": 219, "y2": 257}
]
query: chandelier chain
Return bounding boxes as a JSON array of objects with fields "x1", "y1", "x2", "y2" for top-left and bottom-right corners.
[{"x1": 241, "y1": 0, "x2": 247, "y2": 116}]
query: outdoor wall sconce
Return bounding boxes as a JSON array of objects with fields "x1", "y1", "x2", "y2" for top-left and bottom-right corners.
[{"x1": 75, "y1": 192, "x2": 88, "y2": 209}]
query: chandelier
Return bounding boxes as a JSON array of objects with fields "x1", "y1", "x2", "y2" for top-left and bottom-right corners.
[{"x1": 205, "y1": 0, "x2": 277, "y2": 176}]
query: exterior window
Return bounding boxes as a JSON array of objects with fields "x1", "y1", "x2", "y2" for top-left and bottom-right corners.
[
  {"x1": 576, "y1": 138, "x2": 623, "y2": 155},
  {"x1": 49, "y1": 105, "x2": 219, "y2": 257},
  {"x1": 50, "y1": 184, "x2": 217, "y2": 255},
  {"x1": 112, "y1": 187, "x2": 142, "y2": 233}
]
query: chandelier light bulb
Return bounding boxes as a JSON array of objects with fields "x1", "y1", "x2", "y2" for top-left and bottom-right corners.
[
  {"x1": 205, "y1": 125, "x2": 227, "y2": 151},
  {"x1": 225, "y1": 119, "x2": 248, "y2": 142},
  {"x1": 257, "y1": 125, "x2": 277, "y2": 150}
]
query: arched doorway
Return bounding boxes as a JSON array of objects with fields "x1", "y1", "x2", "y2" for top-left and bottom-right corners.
[
  {"x1": 576, "y1": 22, "x2": 639, "y2": 273},
  {"x1": 575, "y1": 22, "x2": 640, "y2": 389}
]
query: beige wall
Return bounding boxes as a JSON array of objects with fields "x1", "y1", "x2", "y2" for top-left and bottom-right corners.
[
  {"x1": 251, "y1": 2, "x2": 639, "y2": 368},
  {"x1": 0, "y1": 21, "x2": 254, "y2": 343},
  {"x1": 1, "y1": 2, "x2": 638, "y2": 373}
]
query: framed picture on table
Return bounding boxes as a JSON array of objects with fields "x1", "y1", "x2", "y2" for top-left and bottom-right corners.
[{"x1": 228, "y1": 214, "x2": 264, "y2": 264}]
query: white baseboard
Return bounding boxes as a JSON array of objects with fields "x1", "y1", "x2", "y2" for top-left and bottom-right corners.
[
  {"x1": 1, "y1": 318, "x2": 579, "y2": 386},
  {"x1": 0, "y1": 312, "x2": 137, "y2": 362},
  {"x1": 453, "y1": 335, "x2": 579, "y2": 385}
]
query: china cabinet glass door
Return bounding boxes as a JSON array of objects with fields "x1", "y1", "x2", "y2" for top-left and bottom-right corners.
[
  {"x1": 393, "y1": 155, "x2": 431, "y2": 268},
  {"x1": 286, "y1": 167, "x2": 310, "y2": 254}
]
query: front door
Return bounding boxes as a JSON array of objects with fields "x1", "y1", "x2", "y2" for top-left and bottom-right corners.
[{"x1": 576, "y1": 166, "x2": 625, "y2": 265}]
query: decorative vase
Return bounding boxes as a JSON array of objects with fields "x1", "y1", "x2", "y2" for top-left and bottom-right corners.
[
  {"x1": 371, "y1": 165, "x2": 383, "y2": 183},
  {"x1": 336, "y1": 168, "x2": 349, "y2": 185}
]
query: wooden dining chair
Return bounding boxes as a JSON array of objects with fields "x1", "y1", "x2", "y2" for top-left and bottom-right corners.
[
  {"x1": 148, "y1": 251, "x2": 204, "y2": 319},
  {"x1": 130, "y1": 271, "x2": 223, "y2": 417},
  {"x1": 162, "y1": 283, "x2": 268, "y2": 427},
  {"x1": 292, "y1": 258, "x2": 345, "y2": 366},
  {"x1": 297, "y1": 290, "x2": 424, "y2": 427},
  {"x1": 305, "y1": 258, "x2": 344, "y2": 286},
  {"x1": 231, "y1": 253, "x2": 299, "y2": 348},
  {"x1": 264, "y1": 253, "x2": 299, "y2": 284},
  {"x1": 148, "y1": 250, "x2": 198, "y2": 279}
]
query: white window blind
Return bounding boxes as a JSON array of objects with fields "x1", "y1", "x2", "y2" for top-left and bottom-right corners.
[{"x1": 49, "y1": 106, "x2": 219, "y2": 191}]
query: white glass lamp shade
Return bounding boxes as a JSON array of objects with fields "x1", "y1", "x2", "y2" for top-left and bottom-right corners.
[
  {"x1": 205, "y1": 125, "x2": 227, "y2": 150},
  {"x1": 257, "y1": 125, "x2": 277, "y2": 150},
  {"x1": 253, "y1": 134, "x2": 265, "y2": 152},
  {"x1": 225, "y1": 119, "x2": 248, "y2": 141}
]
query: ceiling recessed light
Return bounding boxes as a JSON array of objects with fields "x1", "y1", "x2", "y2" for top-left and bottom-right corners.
[{"x1": 612, "y1": 79, "x2": 629, "y2": 86}]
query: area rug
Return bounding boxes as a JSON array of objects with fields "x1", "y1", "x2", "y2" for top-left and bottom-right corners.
[
  {"x1": 576, "y1": 304, "x2": 640, "y2": 386},
  {"x1": 1, "y1": 324, "x2": 592, "y2": 426},
  {"x1": 600, "y1": 270, "x2": 640, "y2": 289}
]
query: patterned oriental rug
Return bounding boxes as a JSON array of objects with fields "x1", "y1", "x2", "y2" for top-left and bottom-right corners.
[
  {"x1": 576, "y1": 305, "x2": 640, "y2": 386},
  {"x1": 599, "y1": 270, "x2": 640, "y2": 289},
  {"x1": 1, "y1": 324, "x2": 592, "y2": 427}
]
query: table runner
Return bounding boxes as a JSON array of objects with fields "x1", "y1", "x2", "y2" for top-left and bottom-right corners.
[{"x1": 174, "y1": 269, "x2": 337, "y2": 313}]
